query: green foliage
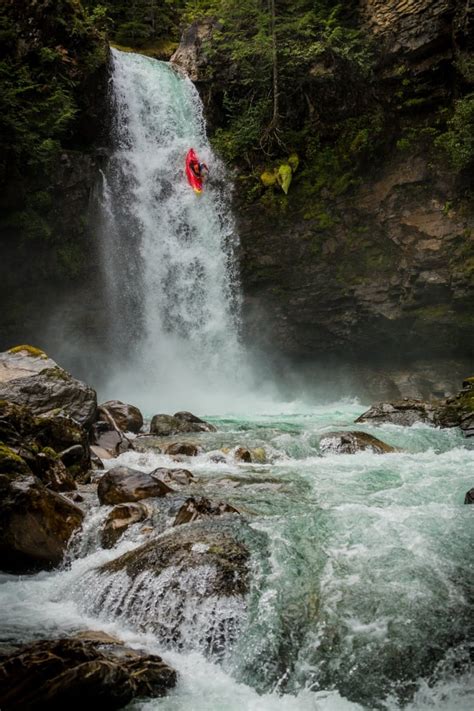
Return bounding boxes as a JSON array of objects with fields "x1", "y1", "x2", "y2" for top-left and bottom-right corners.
[
  {"x1": 0, "y1": 1, "x2": 107, "y2": 171},
  {"x1": 435, "y1": 94, "x2": 474, "y2": 170},
  {"x1": 191, "y1": 1, "x2": 374, "y2": 164},
  {"x1": 83, "y1": 0, "x2": 185, "y2": 47}
]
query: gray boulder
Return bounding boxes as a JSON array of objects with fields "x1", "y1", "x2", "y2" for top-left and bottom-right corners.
[
  {"x1": 0, "y1": 347, "x2": 97, "y2": 428},
  {"x1": 319, "y1": 431, "x2": 396, "y2": 455},
  {"x1": 150, "y1": 412, "x2": 216, "y2": 436}
]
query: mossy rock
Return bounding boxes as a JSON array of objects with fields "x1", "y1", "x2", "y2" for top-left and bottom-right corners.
[
  {"x1": 7, "y1": 345, "x2": 47, "y2": 358},
  {"x1": 0, "y1": 444, "x2": 31, "y2": 476}
]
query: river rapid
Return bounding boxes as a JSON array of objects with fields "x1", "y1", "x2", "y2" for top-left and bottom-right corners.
[{"x1": 2, "y1": 402, "x2": 473, "y2": 710}]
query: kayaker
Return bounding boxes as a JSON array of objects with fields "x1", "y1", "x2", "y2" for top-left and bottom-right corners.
[{"x1": 190, "y1": 158, "x2": 209, "y2": 181}]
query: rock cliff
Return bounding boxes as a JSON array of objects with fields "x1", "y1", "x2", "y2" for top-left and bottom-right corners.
[{"x1": 172, "y1": 0, "x2": 474, "y2": 398}]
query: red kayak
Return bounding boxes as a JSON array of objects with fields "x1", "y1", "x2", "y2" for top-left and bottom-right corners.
[{"x1": 185, "y1": 148, "x2": 206, "y2": 194}]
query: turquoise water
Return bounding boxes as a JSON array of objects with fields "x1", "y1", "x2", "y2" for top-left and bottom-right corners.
[{"x1": 2, "y1": 404, "x2": 473, "y2": 710}]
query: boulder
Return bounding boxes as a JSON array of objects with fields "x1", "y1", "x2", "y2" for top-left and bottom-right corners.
[
  {"x1": 90, "y1": 421, "x2": 132, "y2": 457},
  {"x1": 319, "y1": 431, "x2": 396, "y2": 455},
  {"x1": 234, "y1": 447, "x2": 252, "y2": 462},
  {"x1": 0, "y1": 474, "x2": 84, "y2": 573},
  {"x1": 33, "y1": 451, "x2": 76, "y2": 491},
  {"x1": 355, "y1": 400, "x2": 438, "y2": 427},
  {"x1": 356, "y1": 379, "x2": 474, "y2": 436},
  {"x1": 0, "y1": 637, "x2": 176, "y2": 709},
  {"x1": 435, "y1": 378, "x2": 474, "y2": 436},
  {"x1": 101, "y1": 502, "x2": 151, "y2": 548},
  {"x1": 464, "y1": 488, "x2": 474, "y2": 504},
  {"x1": 163, "y1": 442, "x2": 199, "y2": 456},
  {"x1": 150, "y1": 412, "x2": 216, "y2": 436},
  {"x1": 97, "y1": 466, "x2": 173, "y2": 505},
  {"x1": 96, "y1": 519, "x2": 250, "y2": 653},
  {"x1": 33, "y1": 414, "x2": 91, "y2": 475},
  {"x1": 151, "y1": 467, "x2": 194, "y2": 486},
  {"x1": 0, "y1": 402, "x2": 91, "y2": 477},
  {"x1": 0, "y1": 347, "x2": 97, "y2": 428},
  {"x1": 99, "y1": 400, "x2": 143, "y2": 433},
  {"x1": 173, "y1": 497, "x2": 239, "y2": 526}
]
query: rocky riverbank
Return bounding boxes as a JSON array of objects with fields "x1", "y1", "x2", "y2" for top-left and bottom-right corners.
[{"x1": 1, "y1": 345, "x2": 473, "y2": 708}]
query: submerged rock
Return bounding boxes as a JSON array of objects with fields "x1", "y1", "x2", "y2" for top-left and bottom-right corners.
[
  {"x1": 464, "y1": 488, "x2": 474, "y2": 504},
  {"x1": 163, "y1": 441, "x2": 200, "y2": 456},
  {"x1": 99, "y1": 399, "x2": 144, "y2": 433},
  {"x1": 101, "y1": 502, "x2": 151, "y2": 548},
  {"x1": 234, "y1": 447, "x2": 252, "y2": 462},
  {"x1": 0, "y1": 637, "x2": 176, "y2": 709},
  {"x1": 150, "y1": 412, "x2": 216, "y2": 436},
  {"x1": 0, "y1": 474, "x2": 84, "y2": 573},
  {"x1": 173, "y1": 496, "x2": 239, "y2": 526},
  {"x1": 319, "y1": 431, "x2": 396, "y2": 455},
  {"x1": 0, "y1": 347, "x2": 97, "y2": 428},
  {"x1": 94, "y1": 519, "x2": 251, "y2": 654},
  {"x1": 97, "y1": 466, "x2": 173, "y2": 505}
]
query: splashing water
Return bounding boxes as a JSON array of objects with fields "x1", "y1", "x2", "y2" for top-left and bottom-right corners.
[{"x1": 99, "y1": 50, "x2": 249, "y2": 413}]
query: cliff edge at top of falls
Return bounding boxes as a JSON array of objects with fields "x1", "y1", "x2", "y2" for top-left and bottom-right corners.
[{"x1": 170, "y1": 0, "x2": 474, "y2": 398}]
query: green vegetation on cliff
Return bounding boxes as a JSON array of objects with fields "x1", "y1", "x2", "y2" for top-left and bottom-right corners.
[{"x1": 0, "y1": 0, "x2": 107, "y2": 173}]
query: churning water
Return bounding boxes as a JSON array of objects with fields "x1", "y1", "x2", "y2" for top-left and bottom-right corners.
[
  {"x1": 2, "y1": 50, "x2": 473, "y2": 710},
  {"x1": 1, "y1": 408, "x2": 473, "y2": 710},
  {"x1": 99, "y1": 50, "x2": 248, "y2": 413}
]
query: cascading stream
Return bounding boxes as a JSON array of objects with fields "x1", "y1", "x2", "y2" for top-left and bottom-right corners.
[{"x1": 99, "y1": 50, "x2": 247, "y2": 413}]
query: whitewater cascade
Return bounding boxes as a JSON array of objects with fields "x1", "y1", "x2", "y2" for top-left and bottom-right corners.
[{"x1": 99, "y1": 50, "x2": 247, "y2": 412}]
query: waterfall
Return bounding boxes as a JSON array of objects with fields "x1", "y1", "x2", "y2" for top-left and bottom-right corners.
[{"x1": 98, "y1": 49, "x2": 247, "y2": 413}]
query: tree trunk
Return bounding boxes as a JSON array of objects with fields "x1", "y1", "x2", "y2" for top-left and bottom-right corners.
[{"x1": 270, "y1": 0, "x2": 279, "y2": 127}]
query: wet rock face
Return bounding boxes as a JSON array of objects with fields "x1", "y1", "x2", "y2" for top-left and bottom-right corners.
[
  {"x1": 101, "y1": 502, "x2": 151, "y2": 548},
  {"x1": 170, "y1": 19, "x2": 216, "y2": 81},
  {"x1": 360, "y1": 0, "x2": 456, "y2": 60},
  {"x1": 0, "y1": 474, "x2": 84, "y2": 573},
  {"x1": 97, "y1": 466, "x2": 173, "y2": 505},
  {"x1": 319, "y1": 431, "x2": 396, "y2": 455},
  {"x1": 0, "y1": 348, "x2": 97, "y2": 428},
  {"x1": 94, "y1": 519, "x2": 251, "y2": 654},
  {"x1": 150, "y1": 412, "x2": 216, "y2": 436},
  {"x1": 101, "y1": 519, "x2": 249, "y2": 595},
  {"x1": 0, "y1": 637, "x2": 176, "y2": 710}
]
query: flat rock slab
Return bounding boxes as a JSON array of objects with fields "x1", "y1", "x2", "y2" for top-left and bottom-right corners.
[{"x1": 0, "y1": 637, "x2": 176, "y2": 709}]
